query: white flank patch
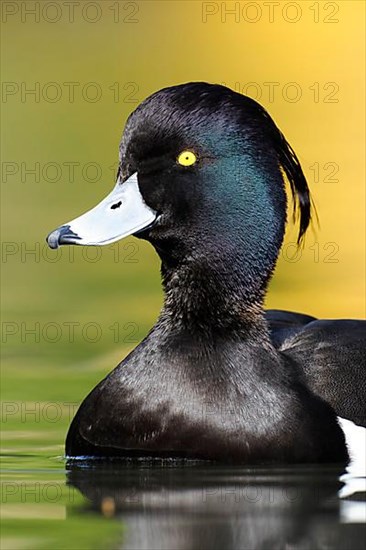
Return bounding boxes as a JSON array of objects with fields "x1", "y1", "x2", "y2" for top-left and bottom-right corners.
[{"x1": 337, "y1": 416, "x2": 366, "y2": 522}]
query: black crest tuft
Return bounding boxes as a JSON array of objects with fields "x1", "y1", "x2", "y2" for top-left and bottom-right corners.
[
  {"x1": 276, "y1": 130, "x2": 313, "y2": 244},
  {"x1": 253, "y1": 103, "x2": 313, "y2": 245}
]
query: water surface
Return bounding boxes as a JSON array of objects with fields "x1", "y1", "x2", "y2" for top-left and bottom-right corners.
[{"x1": 1, "y1": 428, "x2": 365, "y2": 549}]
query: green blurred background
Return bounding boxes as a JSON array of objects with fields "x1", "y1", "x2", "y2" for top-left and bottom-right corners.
[
  {"x1": 1, "y1": 0, "x2": 365, "y2": 433},
  {"x1": 0, "y1": 2, "x2": 365, "y2": 547}
]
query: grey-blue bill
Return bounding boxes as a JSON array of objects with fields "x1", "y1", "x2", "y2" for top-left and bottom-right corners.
[{"x1": 46, "y1": 172, "x2": 157, "y2": 249}]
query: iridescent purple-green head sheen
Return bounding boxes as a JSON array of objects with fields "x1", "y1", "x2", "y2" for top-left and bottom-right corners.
[{"x1": 119, "y1": 83, "x2": 311, "y2": 327}]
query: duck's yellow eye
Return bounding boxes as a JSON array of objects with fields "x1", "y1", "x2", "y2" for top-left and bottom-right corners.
[{"x1": 177, "y1": 150, "x2": 197, "y2": 167}]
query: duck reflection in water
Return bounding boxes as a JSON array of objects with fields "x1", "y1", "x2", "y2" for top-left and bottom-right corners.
[{"x1": 67, "y1": 463, "x2": 365, "y2": 550}]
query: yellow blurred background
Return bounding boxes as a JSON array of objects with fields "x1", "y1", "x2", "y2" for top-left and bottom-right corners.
[{"x1": 1, "y1": 1, "x2": 365, "y2": 399}]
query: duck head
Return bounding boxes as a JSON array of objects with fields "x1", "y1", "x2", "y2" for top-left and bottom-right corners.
[{"x1": 47, "y1": 82, "x2": 311, "y2": 333}]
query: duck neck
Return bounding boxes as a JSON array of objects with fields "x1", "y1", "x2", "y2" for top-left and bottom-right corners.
[{"x1": 158, "y1": 237, "x2": 279, "y2": 340}]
